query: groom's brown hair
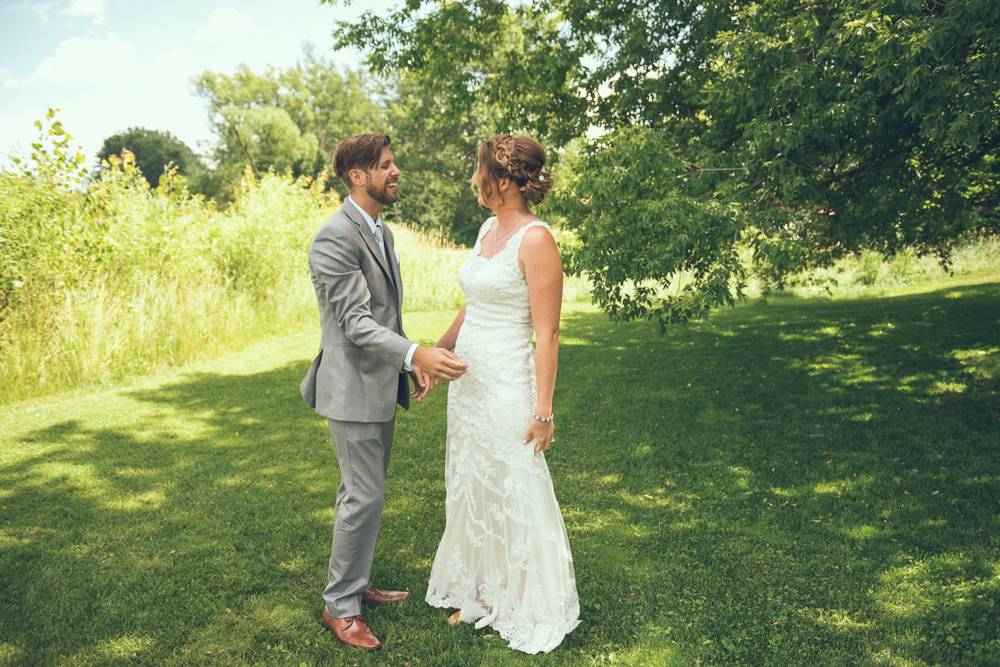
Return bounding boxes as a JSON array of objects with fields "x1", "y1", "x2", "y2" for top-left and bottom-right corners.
[{"x1": 334, "y1": 134, "x2": 392, "y2": 190}]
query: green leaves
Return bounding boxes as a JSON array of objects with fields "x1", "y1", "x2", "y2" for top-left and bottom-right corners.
[
  {"x1": 0, "y1": 109, "x2": 91, "y2": 312},
  {"x1": 558, "y1": 127, "x2": 747, "y2": 327},
  {"x1": 95, "y1": 127, "x2": 203, "y2": 189},
  {"x1": 378, "y1": 74, "x2": 486, "y2": 244},
  {"x1": 327, "y1": 0, "x2": 589, "y2": 146},
  {"x1": 327, "y1": 0, "x2": 999, "y2": 329},
  {"x1": 190, "y1": 46, "x2": 383, "y2": 201}
]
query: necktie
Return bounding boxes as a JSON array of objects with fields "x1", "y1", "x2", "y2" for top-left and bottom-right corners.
[{"x1": 373, "y1": 223, "x2": 387, "y2": 262}]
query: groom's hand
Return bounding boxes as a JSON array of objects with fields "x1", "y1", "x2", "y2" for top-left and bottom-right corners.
[
  {"x1": 413, "y1": 346, "x2": 468, "y2": 382},
  {"x1": 409, "y1": 368, "x2": 434, "y2": 402}
]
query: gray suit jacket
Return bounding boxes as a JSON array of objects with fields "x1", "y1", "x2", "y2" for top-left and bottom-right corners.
[{"x1": 300, "y1": 200, "x2": 412, "y2": 422}]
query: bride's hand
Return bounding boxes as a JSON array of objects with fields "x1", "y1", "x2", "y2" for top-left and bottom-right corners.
[
  {"x1": 409, "y1": 368, "x2": 434, "y2": 402},
  {"x1": 523, "y1": 416, "x2": 555, "y2": 453}
]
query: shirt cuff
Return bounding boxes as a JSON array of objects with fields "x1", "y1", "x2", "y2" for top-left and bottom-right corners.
[{"x1": 402, "y1": 343, "x2": 419, "y2": 372}]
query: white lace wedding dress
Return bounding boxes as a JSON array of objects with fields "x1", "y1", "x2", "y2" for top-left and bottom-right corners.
[{"x1": 425, "y1": 220, "x2": 580, "y2": 654}]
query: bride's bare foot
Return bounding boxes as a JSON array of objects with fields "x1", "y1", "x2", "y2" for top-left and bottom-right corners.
[{"x1": 448, "y1": 599, "x2": 487, "y2": 626}]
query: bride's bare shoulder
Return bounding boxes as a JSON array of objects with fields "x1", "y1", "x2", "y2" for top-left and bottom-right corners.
[{"x1": 519, "y1": 223, "x2": 559, "y2": 257}]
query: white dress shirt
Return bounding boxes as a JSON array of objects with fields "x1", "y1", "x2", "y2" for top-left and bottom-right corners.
[{"x1": 346, "y1": 196, "x2": 418, "y2": 372}]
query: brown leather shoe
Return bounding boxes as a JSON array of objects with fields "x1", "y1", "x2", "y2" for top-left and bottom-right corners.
[
  {"x1": 321, "y1": 609, "x2": 381, "y2": 651},
  {"x1": 361, "y1": 585, "x2": 410, "y2": 606}
]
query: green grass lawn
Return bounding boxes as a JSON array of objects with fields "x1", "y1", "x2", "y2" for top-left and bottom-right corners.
[{"x1": 2, "y1": 282, "x2": 999, "y2": 666}]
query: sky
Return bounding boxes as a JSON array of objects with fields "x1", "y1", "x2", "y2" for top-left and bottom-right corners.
[{"x1": 0, "y1": 0, "x2": 398, "y2": 167}]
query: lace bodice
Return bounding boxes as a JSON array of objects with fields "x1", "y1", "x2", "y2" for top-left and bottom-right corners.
[
  {"x1": 459, "y1": 219, "x2": 537, "y2": 335},
  {"x1": 425, "y1": 219, "x2": 580, "y2": 654},
  {"x1": 453, "y1": 220, "x2": 550, "y2": 471}
]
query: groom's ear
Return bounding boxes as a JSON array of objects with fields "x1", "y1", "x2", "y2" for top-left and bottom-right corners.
[{"x1": 348, "y1": 168, "x2": 368, "y2": 191}]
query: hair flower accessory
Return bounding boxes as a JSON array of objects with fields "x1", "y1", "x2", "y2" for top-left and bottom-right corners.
[{"x1": 539, "y1": 174, "x2": 545, "y2": 181}]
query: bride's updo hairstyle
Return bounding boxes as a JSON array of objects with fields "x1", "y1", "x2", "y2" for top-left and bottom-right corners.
[{"x1": 472, "y1": 134, "x2": 554, "y2": 206}]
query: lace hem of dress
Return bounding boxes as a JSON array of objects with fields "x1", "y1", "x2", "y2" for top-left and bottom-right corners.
[{"x1": 426, "y1": 587, "x2": 581, "y2": 655}]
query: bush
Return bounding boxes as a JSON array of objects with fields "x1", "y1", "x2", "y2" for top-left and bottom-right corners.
[
  {"x1": 95, "y1": 127, "x2": 204, "y2": 189},
  {"x1": 0, "y1": 109, "x2": 89, "y2": 313},
  {"x1": 0, "y1": 122, "x2": 339, "y2": 404},
  {"x1": 857, "y1": 250, "x2": 885, "y2": 286}
]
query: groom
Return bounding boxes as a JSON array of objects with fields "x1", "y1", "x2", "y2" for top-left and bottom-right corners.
[{"x1": 300, "y1": 133, "x2": 467, "y2": 651}]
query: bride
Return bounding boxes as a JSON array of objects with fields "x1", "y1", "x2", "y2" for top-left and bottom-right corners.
[{"x1": 424, "y1": 134, "x2": 580, "y2": 653}]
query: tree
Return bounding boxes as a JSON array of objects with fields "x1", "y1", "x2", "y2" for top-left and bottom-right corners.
[
  {"x1": 191, "y1": 45, "x2": 384, "y2": 200},
  {"x1": 379, "y1": 75, "x2": 490, "y2": 244},
  {"x1": 96, "y1": 127, "x2": 203, "y2": 188},
  {"x1": 330, "y1": 0, "x2": 1000, "y2": 326}
]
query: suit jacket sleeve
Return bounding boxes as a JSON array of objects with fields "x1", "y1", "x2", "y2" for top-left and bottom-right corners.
[{"x1": 309, "y1": 224, "x2": 411, "y2": 370}]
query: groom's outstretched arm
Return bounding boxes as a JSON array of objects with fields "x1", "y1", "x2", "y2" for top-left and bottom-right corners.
[
  {"x1": 309, "y1": 224, "x2": 411, "y2": 370},
  {"x1": 412, "y1": 345, "x2": 467, "y2": 382}
]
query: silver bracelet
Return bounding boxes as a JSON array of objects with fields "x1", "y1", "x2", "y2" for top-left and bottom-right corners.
[{"x1": 533, "y1": 413, "x2": 554, "y2": 423}]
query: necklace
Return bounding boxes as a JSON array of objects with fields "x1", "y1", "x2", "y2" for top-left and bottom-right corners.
[{"x1": 494, "y1": 211, "x2": 527, "y2": 242}]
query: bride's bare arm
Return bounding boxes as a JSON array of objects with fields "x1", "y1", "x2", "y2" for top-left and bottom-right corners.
[
  {"x1": 435, "y1": 303, "x2": 467, "y2": 351},
  {"x1": 520, "y1": 226, "x2": 563, "y2": 452}
]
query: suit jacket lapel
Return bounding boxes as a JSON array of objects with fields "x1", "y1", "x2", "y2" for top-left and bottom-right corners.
[
  {"x1": 382, "y1": 225, "x2": 403, "y2": 312},
  {"x1": 343, "y1": 200, "x2": 398, "y2": 299}
]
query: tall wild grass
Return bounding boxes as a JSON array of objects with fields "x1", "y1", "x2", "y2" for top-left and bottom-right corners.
[
  {"x1": 0, "y1": 112, "x2": 588, "y2": 405},
  {"x1": 0, "y1": 136, "x2": 330, "y2": 404}
]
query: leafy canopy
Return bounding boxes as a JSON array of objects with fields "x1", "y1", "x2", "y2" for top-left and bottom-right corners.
[{"x1": 330, "y1": 0, "x2": 1000, "y2": 325}]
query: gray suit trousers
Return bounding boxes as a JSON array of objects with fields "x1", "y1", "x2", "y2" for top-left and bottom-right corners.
[{"x1": 322, "y1": 417, "x2": 395, "y2": 618}]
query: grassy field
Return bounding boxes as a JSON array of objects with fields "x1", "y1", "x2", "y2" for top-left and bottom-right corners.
[
  {"x1": 2, "y1": 136, "x2": 594, "y2": 406},
  {"x1": 1, "y1": 274, "x2": 999, "y2": 666},
  {"x1": 0, "y1": 199, "x2": 589, "y2": 407},
  {"x1": 745, "y1": 237, "x2": 1000, "y2": 303}
]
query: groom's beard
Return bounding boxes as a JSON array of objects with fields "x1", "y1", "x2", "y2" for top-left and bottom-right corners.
[{"x1": 366, "y1": 175, "x2": 399, "y2": 205}]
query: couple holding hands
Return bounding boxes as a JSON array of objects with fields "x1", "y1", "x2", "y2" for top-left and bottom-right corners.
[{"x1": 299, "y1": 132, "x2": 580, "y2": 654}]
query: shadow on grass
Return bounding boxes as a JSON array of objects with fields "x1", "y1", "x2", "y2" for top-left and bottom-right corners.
[
  {"x1": 0, "y1": 361, "x2": 341, "y2": 665},
  {"x1": 2, "y1": 360, "x2": 558, "y2": 665},
  {"x1": 1, "y1": 282, "x2": 998, "y2": 666},
  {"x1": 550, "y1": 281, "x2": 1000, "y2": 665}
]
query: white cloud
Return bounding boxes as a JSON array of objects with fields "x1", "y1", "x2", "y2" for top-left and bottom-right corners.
[
  {"x1": 152, "y1": 47, "x2": 204, "y2": 78},
  {"x1": 0, "y1": 0, "x2": 393, "y2": 171},
  {"x1": 25, "y1": 33, "x2": 137, "y2": 85},
  {"x1": 194, "y1": 8, "x2": 257, "y2": 42},
  {"x1": 60, "y1": 0, "x2": 106, "y2": 24},
  {"x1": 5, "y1": 1, "x2": 59, "y2": 24}
]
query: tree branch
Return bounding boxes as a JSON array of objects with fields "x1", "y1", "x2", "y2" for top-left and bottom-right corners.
[
  {"x1": 956, "y1": 133, "x2": 1000, "y2": 168},
  {"x1": 232, "y1": 126, "x2": 261, "y2": 180},
  {"x1": 738, "y1": 176, "x2": 766, "y2": 195},
  {"x1": 816, "y1": 146, "x2": 911, "y2": 189},
  {"x1": 680, "y1": 164, "x2": 747, "y2": 177}
]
